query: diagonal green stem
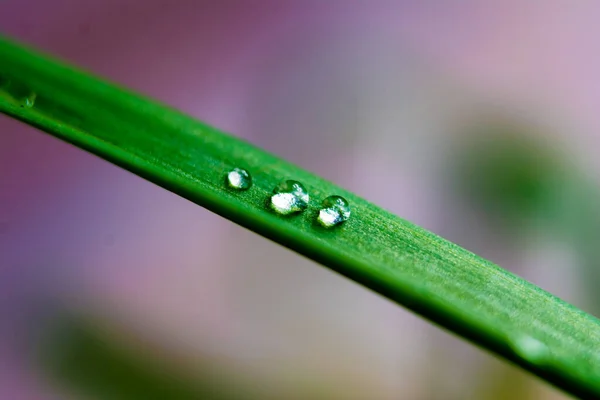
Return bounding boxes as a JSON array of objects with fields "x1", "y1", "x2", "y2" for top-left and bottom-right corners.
[{"x1": 1, "y1": 36, "x2": 599, "y2": 398}]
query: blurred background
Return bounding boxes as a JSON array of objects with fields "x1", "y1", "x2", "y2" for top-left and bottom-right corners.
[{"x1": 1, "y1": 1, "x2": 599, "y2": 399}]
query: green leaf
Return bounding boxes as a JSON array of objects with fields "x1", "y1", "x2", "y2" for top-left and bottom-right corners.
[{"x1": 1, "y1": 36, "x2": 599, "y2": 398}]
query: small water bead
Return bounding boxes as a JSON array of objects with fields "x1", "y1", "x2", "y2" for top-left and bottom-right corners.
[
  {"x1": 270, "y1": 180, "x2": 309, "y2": 215},
  {"x1": 20, "y1": 92, "x2": 36, "y2": 108},
  {"x1": 317, "y1": 195, "x2": 351, "y2": 228},
  {"x1": 226, "y1": 168, "x2": 252, "y2": 190},
  {"x1": 510, "y1": 335, "x2": 549, "y2": 365},
  {"x1": 0, "y1": 77, "x2": 36, "y2": 108}
]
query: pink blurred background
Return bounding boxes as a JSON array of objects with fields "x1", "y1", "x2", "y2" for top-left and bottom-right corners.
[{"x1": 2, "y1": 1, "x2": 600, "y2": 399}]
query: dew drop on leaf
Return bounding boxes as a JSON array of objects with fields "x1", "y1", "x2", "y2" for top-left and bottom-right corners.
[
  {"x1": 317, "y1": 195, "x2": 351, "y2": 228},
  {"x1": 0, "y1": 76, "x2": 36, "y2": 108},
  {"x1": 269, "y1": 180, "x2": 309, "y2": 215},
  {"x1": 20, "y1": 92, "x2": 36, "y2": 108},
  {"x1": 510, "y1": 335, "x2": 549, "y2": 365},
  {"x1": 226, "y1": 167, "x2": 252, "y2": 190}
]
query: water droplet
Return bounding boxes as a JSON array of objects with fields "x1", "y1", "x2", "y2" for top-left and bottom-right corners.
[
  {"x1": 510, "y1": 335, "x2": 549, "y2": 365},
  {"x1": 226, "y1": 168, "x2": 252, "y2": 190},
  {"x1": 270, "y1": 180, "x2": 309, "y2": 215},
  {"x1": 19, "y1": 92, "x2": 36, "y2": 108},
  {"x1": 0, "y1": 77, "x2": 35, "y2": 108},
  {"x1": 317, "y1": 195, "x2": 351, "y2": 228}
]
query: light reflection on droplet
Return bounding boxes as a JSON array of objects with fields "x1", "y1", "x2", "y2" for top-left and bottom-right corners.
[
  {"x1": 21, "y1": 92, "x2": 36, "y2": 108},
  {"x1": 317, "y1": 195, "x2": 350, "y2": 228},
  {"x1": 269, "y1": 180, "x2": 309, "y2": 215},
  {"x1": 510, "y1": 335, "x2": 549, "y2": 366},
  {"x1": 226, "y1": 168, "x2": 252, "y2": 190}
]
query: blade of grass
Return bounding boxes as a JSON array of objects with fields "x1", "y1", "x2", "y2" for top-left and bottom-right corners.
[{"x1": 1, "y1": 36, "x2": 599, "y2": 398}]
